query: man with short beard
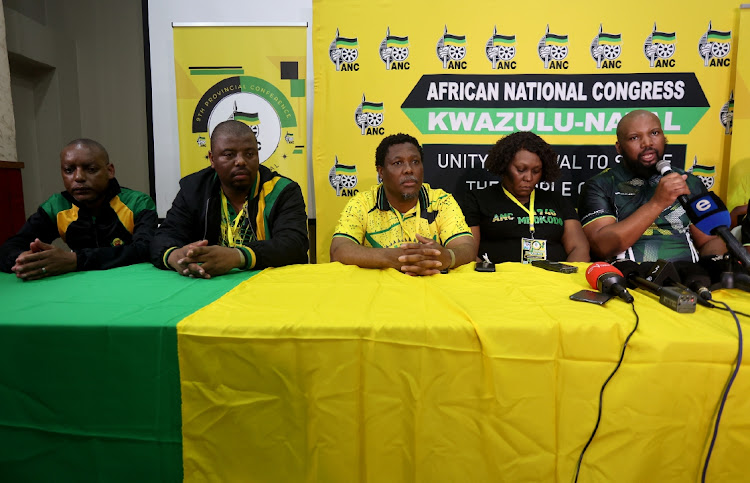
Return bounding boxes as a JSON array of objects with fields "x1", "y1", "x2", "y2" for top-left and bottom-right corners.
[
  {"x1": 330, "y1": 133, "x2": 475, "y2": 275},
  {"x1": 151, "y1": 120, "x2": 308, "y2": 278},
  {"x1": 578, "y1": 110, "x2": 725, "y2": 262}
]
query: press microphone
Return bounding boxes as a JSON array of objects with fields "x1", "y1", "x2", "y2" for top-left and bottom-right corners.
[
  {"x1": 585, "y1": 262, "x2": 634, "y2": 303},
  {"x1": 655, "y1": 160, "x2": 750, "y2": 272},
  {"x1": 674, "y1": 260, "x2": 714, "y2": 304},
  {"x1": 612, "y1": 259, "x2": 696, "y2": 313},
  {"x1": 610, "y1": 260, "x2": 643, "y2": 289},
  {"x1": 641, "y1": 259, "x2": 681, "y2": 286}
]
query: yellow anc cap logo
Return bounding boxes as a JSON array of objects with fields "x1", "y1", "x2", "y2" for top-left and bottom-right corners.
[{"x1": 111, "y1": 238, "x2": 123, "y2": 247}]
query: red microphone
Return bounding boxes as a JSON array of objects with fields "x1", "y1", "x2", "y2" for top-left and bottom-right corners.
[{"x1": 585, "y1": 262, "x2": 634, "y2": 303}]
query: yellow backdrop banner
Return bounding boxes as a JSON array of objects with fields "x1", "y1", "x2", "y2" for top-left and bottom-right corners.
[
  {"x1": 727, "y1": 6, "x2": 750, "y2": 210},
  {"x1": 312, "y1": 0, "x2": 740, "y2": 262},
  {"x1": 173, "y1": 25, "x2": 308, "y2": 202}
]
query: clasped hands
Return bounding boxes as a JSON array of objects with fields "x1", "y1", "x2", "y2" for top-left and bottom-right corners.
[
  {"x1": 168, "y1": 240, "x2": 244, "y2": 279},
  {"x1": 12, "y1": 238, "x2": 77, "y2": 280},
  {"x1": 396, "y1": 233, "x2": 450, "y2": 276}
]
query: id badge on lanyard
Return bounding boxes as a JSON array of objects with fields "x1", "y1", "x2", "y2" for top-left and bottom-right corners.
[
  {"x1": 503, "y1": 187, "x2": 547, "y2": 263},
  {"x1": 221, "y1": 192, "x2": 246, "y2": 247},
  {"x1": 521, "y1": 237, "x2": 547, "y2": 262}
]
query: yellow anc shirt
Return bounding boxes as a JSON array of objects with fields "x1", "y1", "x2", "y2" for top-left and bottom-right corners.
[{"x1": 333, "y1": 183, "x2": 472, "y2": 248}]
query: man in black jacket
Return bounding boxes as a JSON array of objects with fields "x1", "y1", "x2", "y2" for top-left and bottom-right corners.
[
  {"x1": 151, "y1": 120, "x2": 308, "y2": 278},
  {"x1": 0, "y1": 139, "x2": 157, "y2": 280}
]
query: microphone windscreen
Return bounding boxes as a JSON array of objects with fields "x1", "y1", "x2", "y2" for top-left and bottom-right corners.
[
  {"x1": 611, "y1": 260, "x2": 643, "y2": 288},
  {"x1": 685, "y1": 192, "x2": 731, "y2": 234},
  {"x1": 655, "y1": 159, "x2": 672, "y2": 175},
  {"x1": 585, "y1": 262, "x2": 623, "y2": 290}
]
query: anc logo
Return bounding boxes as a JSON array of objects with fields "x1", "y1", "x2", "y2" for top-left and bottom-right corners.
[
  {"x1": 436, "y1": 26, "x2": 467, "y2": 69},
  {"x1": 355, "y1": 94, "x2": 384, "y2": 136},
  {"x1": 380, "y1": 27, "x2": 409, "y2": 70},
  {"x1": 590, "y1": 24, "x2": 622, "y2": 69},
  {"x1": 687, "y1": 156, "x2": 716, "y2": 190},
  {"x1": 206, "y1": 95, "x2": 282, "y2": 165},
  {"x1": 329, "y1": 156, "x2": 358, "y2": 197},
  {"x1": 111, "y1": 238, "x2": 123, "y2": 247},
  {"x1": 329, "y1": 29, "x2": 359, "y2": 71},
  {"x1": 720, "y1": 91, "x2": 734, "y2": 134},
  {"x1": 231, "y1": 101, "x2": 262, "y2": 140},
  {"x1": 644, "y1": 23, "x2": 676, "y2": 67},
  {"x1": 698, "y1": 21, "x2": 731, "y2": 67},
  {"x1": 190, "y1": 76, "x2": 298, "y2": 166},
  {"x1": 485, "y1": 26, "x2": 516, "y2": 69},
  {"x1": 537, "y1": 25, "x2": 569, "y2": 69}
]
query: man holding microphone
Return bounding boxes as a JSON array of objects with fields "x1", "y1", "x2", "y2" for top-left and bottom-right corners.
[{"x1": 578, "y1": 109, "x2": 726, "y2": 262}]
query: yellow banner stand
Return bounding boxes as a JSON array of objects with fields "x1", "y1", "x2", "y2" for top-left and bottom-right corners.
[
  {"x1": 173, "y1": 24, "x2": 308, "y2": 202},
  {"x1": 727, "y1": 6, "x2": 750, "y2": 211}
]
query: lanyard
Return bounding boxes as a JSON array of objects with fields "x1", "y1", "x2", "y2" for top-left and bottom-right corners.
[
  {"x1": 393, "y1": 200, "x2": 423, "y2": 243},
  {"x1": 221, "y1": 191, "x2": 247, "y2": 247},
  {"x1": 503, "y1": 187, "x2": 536, "y2": 235}
]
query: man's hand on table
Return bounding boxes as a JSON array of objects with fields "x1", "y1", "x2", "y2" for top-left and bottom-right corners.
[
  {"x1": 12, "y1": 239, "x2": 77, "y2": 280},
  {"x1": 168, "y1": 240, "x2": 245, "y2": 279}
]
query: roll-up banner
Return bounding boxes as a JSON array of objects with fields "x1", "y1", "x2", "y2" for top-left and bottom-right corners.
[
  {"x1": 173, "y1": 23, "x2": 308, "y2": 203},
  {"x1": 727, "y1": 5, "x2": 750, "y2": 211}
]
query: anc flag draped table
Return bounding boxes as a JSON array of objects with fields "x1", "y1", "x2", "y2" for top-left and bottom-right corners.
[
  {"x1": 2, "y1": 262, "x2": 750, "y2": 482},
  {"x1": 0, "y1": 263, "x2": 255, "y2": 481}
]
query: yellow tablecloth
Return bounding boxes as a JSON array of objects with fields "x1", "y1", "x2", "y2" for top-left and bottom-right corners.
[{"x1": 177, "y1": 262, "x2": 750, "y2": 482}]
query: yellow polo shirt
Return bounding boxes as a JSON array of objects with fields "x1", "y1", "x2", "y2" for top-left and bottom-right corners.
[{"x1": 333, "y1": 183, "x2": 472, "y2": 248}]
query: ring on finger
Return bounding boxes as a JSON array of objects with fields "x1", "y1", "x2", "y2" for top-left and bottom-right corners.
[{"x1": 42, "y1": 267, "x2": 47, "y2": 274}]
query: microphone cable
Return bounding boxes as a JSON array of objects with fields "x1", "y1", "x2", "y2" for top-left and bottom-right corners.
[
  {"x1": 713, "y1": 306, "x2": 750, "y2": 319},
  {"x1": 573, "y1": 302, "x2": 640, "y2": 483},
  {"x1": 700, "y1": 300, "x2": 743, "y2": 483}
]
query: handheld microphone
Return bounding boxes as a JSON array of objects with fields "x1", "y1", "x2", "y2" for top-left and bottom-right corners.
[
  {"x1": 656, "y1": 160, "x2": 750, "y2": 272},
  {"x1": 612, "y1": 259, "x2": 696, "y2": 313},
  {"x1": 585, "y1": 262, "x2": 634, "y2": 303},
  {"x1": 655, "y1": 159, "x2": 690, "y2": 205}
]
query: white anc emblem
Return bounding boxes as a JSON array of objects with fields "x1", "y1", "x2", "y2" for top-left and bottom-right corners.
[
  {"x1": 590, "y1": 24, "x2": 622, "y2": 68},
  {"x1": 485, "y1": 26, "x2": 516, "y2": 69},
  {"x1": 379, "y1": 27, "x2": 409, "y2": 70},
  {"x1": 644, "y1": 23, "x2": 676, "y2": 67}
]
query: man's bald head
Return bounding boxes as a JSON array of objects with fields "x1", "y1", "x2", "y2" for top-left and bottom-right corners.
[
  {"x1": 62, "y1": 138, "x2": 109, "y2": 165},
  {"x1": 210, "y1": 120, "x2": 257, "y2": 147}
]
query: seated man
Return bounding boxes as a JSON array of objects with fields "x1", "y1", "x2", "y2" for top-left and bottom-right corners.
[
  {"x1": 151, "y1": 120, "x2": 308, "y2": 278},
  {"x1": 0, "y1": 139, "x2": 157, "y2": 280},
  {"x1": 330, "y1": 133, "x2": 474, "y2": 275},
  {"x1": 578, "y1": 110, "x2": 725, "y2": 262}
]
